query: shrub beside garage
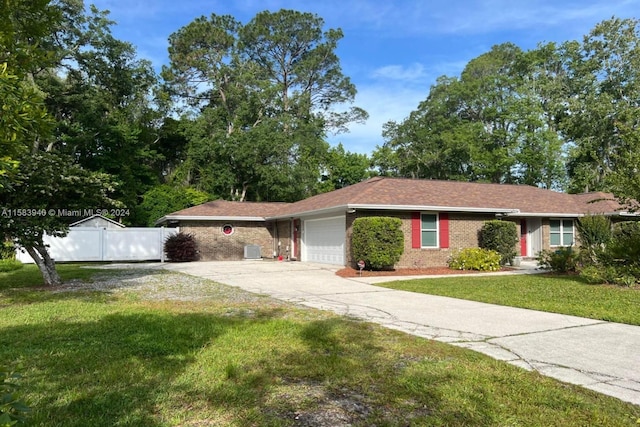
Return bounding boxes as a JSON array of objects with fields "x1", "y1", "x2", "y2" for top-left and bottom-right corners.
[{"x1": 351, "y1": 217, "x2": 404, "y2": 270}]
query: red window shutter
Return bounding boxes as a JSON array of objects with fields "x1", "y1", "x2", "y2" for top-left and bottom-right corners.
[
  {"x1": 411, "y1": 212, "x2": 421, "y2": 249},
  {"x1": 439, "y1": 213, "x2": 449, "y2": 248}
]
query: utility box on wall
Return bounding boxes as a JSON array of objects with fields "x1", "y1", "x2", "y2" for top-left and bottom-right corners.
[{"x1": 244, "y1": 245, "x2": 261, "y2": 260}]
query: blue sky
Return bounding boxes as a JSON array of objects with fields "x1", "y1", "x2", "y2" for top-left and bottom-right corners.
[{"x1": 89, "y1": 0, "x2": 639, "y2": 154}]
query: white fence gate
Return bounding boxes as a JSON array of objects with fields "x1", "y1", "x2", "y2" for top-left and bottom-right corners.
[{"x1": 16, "y1": 227, "x2": 179, "y2": 263}]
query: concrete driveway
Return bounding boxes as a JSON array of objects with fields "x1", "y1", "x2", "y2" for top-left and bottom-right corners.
[{"x1": 158, "y1": 260, "x2": 640, "y2": 406}]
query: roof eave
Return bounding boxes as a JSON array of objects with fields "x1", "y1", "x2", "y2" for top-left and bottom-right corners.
[{"x1": 155, "y1": 215, "x2": 267, "y2": 225}]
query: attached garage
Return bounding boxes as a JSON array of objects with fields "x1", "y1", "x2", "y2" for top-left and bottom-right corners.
[{"x1": 302, "y1": 216, "x2": 346, "y2": 265}]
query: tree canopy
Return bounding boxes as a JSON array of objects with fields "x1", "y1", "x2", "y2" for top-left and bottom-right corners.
[
  {"x1": 162, "y1": 9, "x2": 368, "y2": 202},
  {"x1": 373, "y1": 17, "x2": 640, "y2": 207}
]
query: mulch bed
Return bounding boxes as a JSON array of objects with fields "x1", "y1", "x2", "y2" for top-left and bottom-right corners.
[{"x1": 335, "y1": 266, "x2": 515, "y2": 278}]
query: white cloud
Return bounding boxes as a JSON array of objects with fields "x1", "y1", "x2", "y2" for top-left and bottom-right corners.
[{"x1": 371, "y1": 63, "x2": 427, "y2": 82}]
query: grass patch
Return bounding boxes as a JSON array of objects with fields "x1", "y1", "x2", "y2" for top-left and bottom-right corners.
[
  {"x1": 1, "y1": 266, "x2": 639, "y2": 426},
  {"x1": 377, "y1": 273, "x2": 640, "y2": 325},
  {"x1": 0, "y1": 263, "x2": 109, "y2": 289}
]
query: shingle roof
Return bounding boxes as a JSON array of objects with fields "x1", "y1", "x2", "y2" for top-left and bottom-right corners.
[
  {"x1": 161, "y1": 178, "x2": 629, "y2": 222},
  {"x1": 277, "y1": 177, "x2": 627, "y2": 216},
  {"x1": 165, "y1": 200, "x2": 290, "y2": 219}
]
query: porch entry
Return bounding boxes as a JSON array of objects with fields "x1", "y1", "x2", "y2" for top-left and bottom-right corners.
[{"x1": 521, "y1": 218, "x2": 542, "y2": 258}]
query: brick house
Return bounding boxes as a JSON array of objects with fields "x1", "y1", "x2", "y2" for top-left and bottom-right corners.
[{"x1": 156, "y1": 177, "x2": 631, "y2": 268}]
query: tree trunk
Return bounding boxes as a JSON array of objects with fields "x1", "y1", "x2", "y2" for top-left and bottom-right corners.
[{"x1": 25, "y1": 244, "x2": 62, "y2": 286}]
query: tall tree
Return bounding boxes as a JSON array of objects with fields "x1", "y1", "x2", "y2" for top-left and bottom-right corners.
[
  {"x1": 1, "y1": 152, "x2": 116, "y2": 285},
  {"x1": 0, "y1": 1, "x2": 147, "y2": 283},
  {"x1": 38, "y1": 5, "x2": 160, "y2": 223},
  {"x1": 162, "y1": 9, "x2": 367, "y2": 201},
  {"x1": 562, "y1": 18, "x2": 640, "y2": 193}
]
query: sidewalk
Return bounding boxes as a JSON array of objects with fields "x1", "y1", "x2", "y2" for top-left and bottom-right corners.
[{"x1": 151, "y1": 260, "x2": 640, "y2": 406}]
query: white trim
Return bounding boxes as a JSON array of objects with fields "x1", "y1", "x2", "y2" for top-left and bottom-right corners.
[
  {"x1": 420, "y1": 212, "x2": 440, "y2": 248},
  {"x1": 268, "y1": 204, "x2": 520, "y2": 220},
  {"x1": 347, "y1": 204, "x2": 520, "y2": 214},
  {"x1": 511, "y1": 213, "x2": 581, "y2": 218},
  {"x1": 156, "y1": 215, "x2": 266, "y2": 224},
  {"x1": 549, "y1": 218, "x2": 575, "y2": 247}
]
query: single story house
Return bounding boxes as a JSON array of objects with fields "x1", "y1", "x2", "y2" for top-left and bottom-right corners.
[{"x1": 156, "y1": 177, "x2": 632, "y2": 268}]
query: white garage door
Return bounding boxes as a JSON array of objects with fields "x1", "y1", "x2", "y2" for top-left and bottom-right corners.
[{"x1": 303, "y1": 216, "x2": 346, "y2": 265}]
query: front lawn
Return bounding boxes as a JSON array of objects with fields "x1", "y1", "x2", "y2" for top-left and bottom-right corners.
[
  {"x1": 377, "y1": 273, "x2": 640, "y2": 325},
  {"x1": 1, "y1": 265, "x2": 639, "y2": 426}
]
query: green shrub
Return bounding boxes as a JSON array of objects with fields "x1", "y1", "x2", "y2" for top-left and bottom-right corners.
[
  {"x1": 0, "y1": 259, "x2": 23, "y2": 273},
  {"x1": 351, "y1": 217, "x2": 404, "y2": 270},
  {"x1": 1, "y1": 365, "x2": 30, "y2": 426},
  {"x1": 579, "y1": 264, "x2": 639, "y2": 287},
  {"x1": 576, "y1": 215, "x2": 612, "y2": 264},
  {"x1": 479, "y1": 220, "x2": 518, "y2": 266},
  {"x1": 608, "y1": 221, "x2": 640, "y2": 265},
  {"x1": 0, "y1": 241, "x2": 15, "y2": 260},
  {"x1": 164, "y1": 232, "x2": 199, "y2": 262},
  {"x1": 537, "y1": 247, "x2": 579, "y2": 273},
  {"x1": 448, "y1": 248, "x2": 501, "y2": 271}
]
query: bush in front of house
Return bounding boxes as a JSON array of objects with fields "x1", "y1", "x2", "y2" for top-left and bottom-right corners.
[
  {"x1": 537, "y1": 247, "x2": 579, "y2": 273},
  {"x1": 578, "y1": 220, "x2": 640, "y2": 286},
  {"x1": 351, "y1": 216, "x2": 404, "y2": 270},
  {"x1": 479, "y1": 220, "x2": 518, "y2": 266},
  {"x1": 164, "y1": 232, "x2": 199, "y2": 262},
  {"x1": 576, "y1": 214, "x2": 612, "y2": 262},
  {"x1": 448, "y1": 248, "x2": 501, "y2": 271}
]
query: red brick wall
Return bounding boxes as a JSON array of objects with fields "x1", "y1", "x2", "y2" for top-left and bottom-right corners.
[{"x1": 179, "y1": 220, "x2": 275, "y2": 261}]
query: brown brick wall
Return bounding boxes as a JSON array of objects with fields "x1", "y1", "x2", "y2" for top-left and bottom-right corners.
[
  {"x1": 345, "y1": 211, "x2": 520, "y2": 268},
  {"x1": 274, "y1": 220, "x2": 295, "y2": 260},
  {"x1": 179, "y1": 220, "x2": 275, "y2": 261}
]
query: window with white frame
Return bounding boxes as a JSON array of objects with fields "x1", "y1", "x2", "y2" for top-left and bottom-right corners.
[
  {"x1": 421, "y1": 213, "x2": 438, "y2": 248},
  {"x1": 549, "y1": 219, "x2": 574, "y2": 246}
]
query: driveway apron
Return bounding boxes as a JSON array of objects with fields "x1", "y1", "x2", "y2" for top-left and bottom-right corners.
[{"x1": 160, "y1": 260, "x2": 640, "y2": 406}]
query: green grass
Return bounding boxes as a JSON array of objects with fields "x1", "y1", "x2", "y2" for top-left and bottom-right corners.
[
  {"x1": 377, "y1": 273, "x2": 640, "y2": 325},
  {"x1": 1, "y1": 265, "x2": 639, "y2": 426},
  {"x1": 0, "y1": 263, "x2": 108, "y2": 289}
]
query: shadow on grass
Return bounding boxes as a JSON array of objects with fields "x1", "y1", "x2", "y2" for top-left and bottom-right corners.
[{"x1": 0, "y1": 309, "x2": 267, "y2": 427}]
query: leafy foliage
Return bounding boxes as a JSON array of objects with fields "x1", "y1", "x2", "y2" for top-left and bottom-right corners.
[
  {"x1": 479, "y1": 220, "x2": 519, "y2": 265},
  {"x1": 137, "y1": 185, "x2": 211, "y2": 227},
  {"x1": 0, "y1": 241, "x2": 15, "y2": 260},
  {"x1": 576, "y1": 215, "x2": 612, "y2": 264},
  {"x1": 0, "y1": 365, "x2": 30, "y2": 426},
  {"x1": 448, "y1": 248, "x2": 501, "y2": 271},
  {"x1": 373, "y1": 17, "x2": 640, "y2": 198},
  {"x1": 608, "y1": 221, "x2": 640, "y2": 265},
  {"x1": 537, "y1": 248, "x2": 579, "y2": 273},
  {"x1": 164, "y1": 233, "x2": 199, "y2": 262},
  {"x1": 351, "y1": 217, "x2": 404, "y2": 270},
  {"x1": 162, "y1": 9, "x2": 367, "y2": 201},
  {"x1": 0, "y1": 260, "x2": 23, "y2": 273}
]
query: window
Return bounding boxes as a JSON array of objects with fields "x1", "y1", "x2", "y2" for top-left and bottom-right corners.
[
  {"x1": 221, "y1": 224, "x2": 234, "y2": 236},
  {"x1": 421, "y1": 213, "x2": 438, "y2": 248},
  {"x1": 549, "y1": 219, "x2": 574, "y2": 246}
]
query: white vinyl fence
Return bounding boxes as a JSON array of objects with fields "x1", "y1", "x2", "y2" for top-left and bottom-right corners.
[{"x1": 16, "y1": 227, "x2": 179, "y2": 263}]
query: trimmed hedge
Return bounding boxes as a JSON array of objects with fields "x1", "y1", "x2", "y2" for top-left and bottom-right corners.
[
  {"x1": 479, "y1": 220, "x2": 518, "y2": 266},
  {"x1": 351, "y1": 216, "x2": 404, "y2": 270}
]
